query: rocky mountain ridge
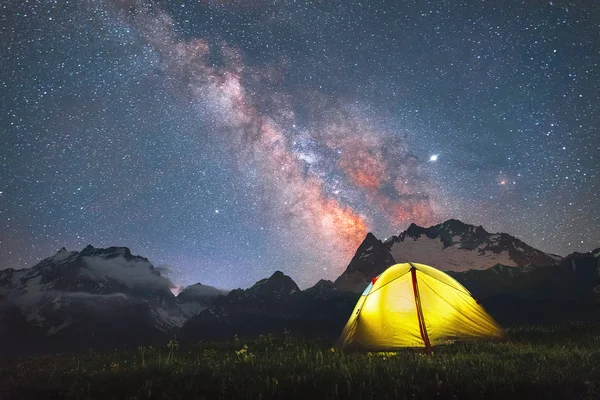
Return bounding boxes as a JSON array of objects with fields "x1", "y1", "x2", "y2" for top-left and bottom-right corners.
[
  {"x1": 180, "y1": 244, "x2": 599, "y2": 341},
  {"x1": 335, "y1": 219, "x2": 564, "y2": 292},
  {"x1": 180, "y1": 270, "x2": 356, "y2": 341},
  {"x1": 1, "y1": 220, "x2": 598, "y2": 357}
]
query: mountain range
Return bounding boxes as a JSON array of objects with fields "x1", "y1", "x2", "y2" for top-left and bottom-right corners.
[
  {"x1": 0, "y1": 245, "x2": 226, "y2": 356},
  {"x1": 335, "y1": 219, "x2": 563, "y2": 292},
  {"x1": 1, "y1": 219, "x2": 598, "y2": 357}
]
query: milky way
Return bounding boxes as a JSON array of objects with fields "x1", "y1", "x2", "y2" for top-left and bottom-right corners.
[
  {"x1": 109, "y1": 0, "x2": 434, "y2": 279},
  {"x1": 1, "y1": 0, "x2": 598, "y2": 289}
]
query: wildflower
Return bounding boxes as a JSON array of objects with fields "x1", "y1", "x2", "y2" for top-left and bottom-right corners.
[
  {"x1": 167, "y1": 340, "x2": 179, "y2": 352},
  {"x1": 235, "y1": 344, "x2": 254, "y2": 363},
  {"x1": 330, "y1": 348, "x2": 335, "y2": 353}
]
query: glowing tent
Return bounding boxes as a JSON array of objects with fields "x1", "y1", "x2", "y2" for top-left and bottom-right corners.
[{"x1": 337, "y1": 262, "x2": 503, "y2": 351}]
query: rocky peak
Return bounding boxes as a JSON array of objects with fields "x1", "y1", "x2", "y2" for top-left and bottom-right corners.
[
  {"x1": 311, "y1": 279, "x2": 335, "y2": 290},
  {"x1": 362, "y1": 232, "x2": 382, "y2": 247},
  {"x1": 176, "y1": 283, "x2": 227, "y2": 318},
  {"x1": 38, "y1": 247, "x2": 78, "y2": 267},
  {"x1": 334, "y1": 233, "x2": 396, "y2": 293},
  {"x1": 248, "y1": 271, "x2": 299, "y2": 297},
  {"x1": 438, "y1": 219, "x2": 471, "y2": 234},
  {"x1": 177, "y1": 283, "x2": 227, "y2": 303},
  {"x1": 560, "y1": 247, "x2": 600, "y2": 273},
  {"x1": 79, "y1": 245, "x2": 144, "y2": 262},
  {"x1": 404, "y1": 223, "x2": 426, "y2": 238},
  {"x1": 564, "y1": 247, "x2": 600, "y2": 260},
  {"x1": 303, "y1": 279, "x2": 336, "y2": 299}
]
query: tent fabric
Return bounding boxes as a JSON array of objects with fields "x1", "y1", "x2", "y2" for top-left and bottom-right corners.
[{"x1": 337, "y1": 262, "x2": 504, "y2": 350}]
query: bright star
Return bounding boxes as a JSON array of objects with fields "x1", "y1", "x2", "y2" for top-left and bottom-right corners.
[{"x1": 429, "y1": 154, "x2": 438, "y2": 162}]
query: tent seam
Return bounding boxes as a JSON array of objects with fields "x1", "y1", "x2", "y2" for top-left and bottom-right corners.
[
  {"x1": 365, "y1": 269, "x2": 412, "y2": 297},
  {"x1": 412, "y1": 264, "x2": 473, "y2": 297}
]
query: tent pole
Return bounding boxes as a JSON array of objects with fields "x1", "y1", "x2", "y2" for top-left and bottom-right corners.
[{"x1": 410, "y1": 265, "x2": 432, "y2": 354}]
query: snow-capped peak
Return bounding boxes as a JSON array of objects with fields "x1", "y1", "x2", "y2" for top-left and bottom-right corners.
[
  {"x1": 335, "y1": 219, "x2": 563, "y2": 293},
  {"x1": 0, "y1": 245, "x2": 186, "y2": 339},
  {"x1": 384, "y1": 219, "x2": 561, "y2": 271},
  {"x1": 41, "y1": 247, "x2": 78, "y2": 266}
]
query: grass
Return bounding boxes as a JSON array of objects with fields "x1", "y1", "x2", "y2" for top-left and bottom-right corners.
[{"x1": 1, "y1": 324, "x2": 600, "y2": 399}]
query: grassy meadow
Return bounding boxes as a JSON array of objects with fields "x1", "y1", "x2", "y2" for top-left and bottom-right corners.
[{"x1": 1, "y1": 324, "x2": 599, "y2": 399}]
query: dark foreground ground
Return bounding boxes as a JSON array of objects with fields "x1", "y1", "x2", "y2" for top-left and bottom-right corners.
[{"x1": 1, "y1": 324, "x2": 599, "y2": 400}]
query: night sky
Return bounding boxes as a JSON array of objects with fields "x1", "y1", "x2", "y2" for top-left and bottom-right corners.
[{"x1": 2, "y1": 0, "x2": 598, "y2": 289}]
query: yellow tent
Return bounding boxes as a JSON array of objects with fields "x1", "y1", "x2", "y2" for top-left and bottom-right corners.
[{"x1": 337, "y1": 262, "x2": 504, "y2": 351}]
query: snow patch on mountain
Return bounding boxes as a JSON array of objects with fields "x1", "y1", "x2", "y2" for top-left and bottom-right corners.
[
  {"x1": 388, "y1": 236, "x2": 517, "y2": 271},
  {"x1": 178, "y1": 302, "x2": 209, "y2": 317},
  {"x1": 11, "y1": 274, "x2": 55, "y2": 325},
  {"x1": 153, "y1": 306, "x2": 188, "y2": 329},
  {"x1": 49, "y1": 248, "x2": 78, "y2": 264},
  {"x1": 0, "y1": 246, "x2": 195, "y2": 339},
  {"x1": 82, "y1": 256, "x2": 170, "y2": 291},
  {"x1": 336, "y1": 220, "x2": 563, "y2": 292}
]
